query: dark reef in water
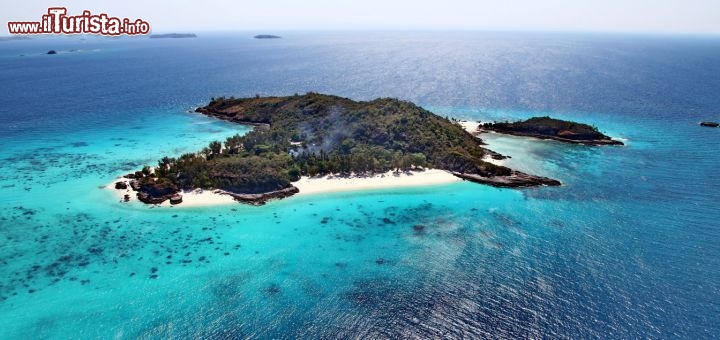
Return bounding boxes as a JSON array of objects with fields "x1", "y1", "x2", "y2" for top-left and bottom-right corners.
[{"x1": 0, "y1": 200, "x2": 242, "y2": 303}]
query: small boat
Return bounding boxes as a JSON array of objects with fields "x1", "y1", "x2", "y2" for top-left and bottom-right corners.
[{"x1": 700, "y1": 121, "x2": 719, "y2": 127}]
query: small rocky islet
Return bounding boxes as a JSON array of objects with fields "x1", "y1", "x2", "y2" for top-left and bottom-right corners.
[
  {"x1": 115, "y1": 93, "x2": 623, "y2": 205},
  {"x1": 480, "y1": 116, "x2": 624, "y2": 145}
]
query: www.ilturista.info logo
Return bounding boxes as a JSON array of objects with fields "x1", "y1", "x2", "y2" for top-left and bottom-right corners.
[{"x1": 7, "y1": 7, "x2": 150, "y2": 35}]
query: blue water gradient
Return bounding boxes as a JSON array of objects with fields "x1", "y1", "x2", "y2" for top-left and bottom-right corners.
[{"x1": 0, "y1": 32, "x2": 718, "y2": 338}]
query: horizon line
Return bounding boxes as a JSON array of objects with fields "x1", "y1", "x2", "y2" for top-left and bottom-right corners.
[{"x1": 3, "y1": 28, "x2": 720, "y2": 38}]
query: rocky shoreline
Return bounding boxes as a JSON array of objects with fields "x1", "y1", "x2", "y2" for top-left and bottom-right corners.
[
  {"x1": 480, "y1": 148, "x2": 509, "y2": 160},
  {"x1": 223, "y1": 186, "x2": 300, "y2": 205},
  {"x1": 115, "y1": 169, "x2": 558, "y2": 206},
  {"x1": 113, "y1": 171, "x2": 299, "y2": 206},
  {"x1": 194, "y1": 106, "x2": 271, "y2": 128},
  {"x1": 452, "y1": 171, "x2": 561, "y2": 188},
  {"x1": 481, "y1": 129, "x2": 624, "y2": 145}
]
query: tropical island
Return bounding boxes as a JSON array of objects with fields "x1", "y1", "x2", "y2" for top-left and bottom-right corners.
[
  {"x1": 111, "y1": 93, "x2": 628, "y2": 206},
  {"x1": 149, "y1": 33, "x2": 197, "y2": 39},
  {"x1": 480, "y1": 116, "x2": 623, "y2": 145}
]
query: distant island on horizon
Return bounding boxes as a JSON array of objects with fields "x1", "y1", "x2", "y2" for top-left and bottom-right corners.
[
  {"x1": 0, "y1": 36, "x2": 32, "y2": 41},
  {"x1": 254, "y1": 35, "x2": 281, "y2": 39},
  {"x1": 113, "y1": 93, "x2": 622, "y2": 206},
  {"x1": 150, "y1": 33, "x2": 197, "y2": 39}
]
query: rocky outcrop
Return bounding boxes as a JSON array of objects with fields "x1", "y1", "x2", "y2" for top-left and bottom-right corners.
[
  {"x1": 123, "y1": 171, "x2": 145, "y2": 179},
  {"x1": 452, "y1": 171, "x2": 561, "y2": 188},
  {"x1": 135, "y1": 179, "x2": 179, "y2": 205},
  {"x1": 114, "y1": 181, "x2": 128, "y2": 190},
  {"x1": 137, "y1": 192, "x2": 168, "y2": 204},
  {"x1": 194, "y1": 107, "x2": 271, "y2": 128},
  {"x1": 481, "y1": 148, "x2": 509, "y2": 160},
  {"x1": 169, "y1": 195, "x2": 183, "y2": 205},
  {"x1": 225, "y1": 186, "x2": 299, "y2": 206},
  {"x1": 700, "y1": 121, "x2": 719, "y2": 127}
]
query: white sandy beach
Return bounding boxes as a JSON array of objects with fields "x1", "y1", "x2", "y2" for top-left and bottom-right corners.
[
  {"x1": 160, "y1": 189, "x2": 237, "y2": 207},
  {"x1": 293, "y1": 169, "x2": 461, "y2": 195},
  {"x1": 107, "y1": 169, "x2": 462, "y2": 207},
  {"x1": 458, "y1": 120, "x2": 482, "y2": 134}
]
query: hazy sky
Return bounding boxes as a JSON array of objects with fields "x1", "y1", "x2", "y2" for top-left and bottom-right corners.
[{"x1": 4, "y1": 0, "x2": 720, "y2": 34}]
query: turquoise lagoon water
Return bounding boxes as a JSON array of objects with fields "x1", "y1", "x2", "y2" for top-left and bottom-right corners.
[{"x1": 0, "y1": 32, "x2": 718, "y2": 338}]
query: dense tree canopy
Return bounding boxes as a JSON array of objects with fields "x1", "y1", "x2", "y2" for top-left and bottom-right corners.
[{"x1": 148, "y1": 93, "x2": 511, "y2": 194}]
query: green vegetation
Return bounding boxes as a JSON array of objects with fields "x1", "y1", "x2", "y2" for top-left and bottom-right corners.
[
  {"x1": 143, "y1": 93, "x2": 512, "y2": 195},
  {"x1": 482, "y1": 116, "x2": 623, "y2": 145}
]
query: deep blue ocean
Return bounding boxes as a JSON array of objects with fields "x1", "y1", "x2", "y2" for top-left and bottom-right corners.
[{"x1": 0, "y1": 31, "x2": 718, "y2": 338}]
